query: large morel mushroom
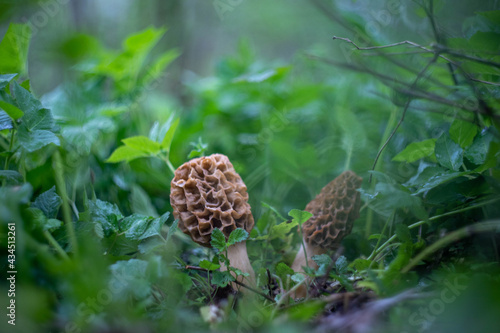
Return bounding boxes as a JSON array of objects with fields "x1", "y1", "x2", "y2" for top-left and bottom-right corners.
[{"x1": 170, "y1": 153, "x2": 255, "y2": 286}]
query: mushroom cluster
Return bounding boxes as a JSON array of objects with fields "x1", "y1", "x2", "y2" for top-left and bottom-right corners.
[
  {"x1": 291, "y1": 170, "x2": 362, "y2": 298},
  {"x1": 170, "y1": 154, "x2": 255, "y2": 286}
]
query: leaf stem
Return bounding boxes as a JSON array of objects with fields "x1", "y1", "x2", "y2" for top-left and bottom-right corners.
[
  {"x1": 43, "y1": 230, "x2": 70, "y2": 261},
  {"x1": 53, "y1": 150, "x2": 78, "y2": 257}
]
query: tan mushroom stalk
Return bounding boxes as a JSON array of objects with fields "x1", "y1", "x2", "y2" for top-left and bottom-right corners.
[
  {"x1": 291, "y1": 170, "x2": 362, "y2": 298},
  {"x1": 170, "y1": 154, "x2": 256, "y2": 287}
]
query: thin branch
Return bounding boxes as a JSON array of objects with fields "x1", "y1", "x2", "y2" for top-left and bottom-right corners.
[{"x1": 369, "y1": 53, "x2": 440, "y2": 183}]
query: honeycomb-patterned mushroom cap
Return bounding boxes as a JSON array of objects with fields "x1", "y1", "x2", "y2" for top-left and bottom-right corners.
[
  {"x1": 170, "y1": 154, "x2": 254, "y2": 247},
  {"x1": 302, "y1": 171, "x2": 362, "y2": 250}
]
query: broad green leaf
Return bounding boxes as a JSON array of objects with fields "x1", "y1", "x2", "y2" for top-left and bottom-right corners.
[
  {"x1": 0, "y1": 73, "x2": 16, "y2": 89},
  {"x1": 121, "y1": 213, "x2": 167, "y2": 241},
  {"x1": 392, "y1": 139, "x2": 436, "y2": 163},
  {"x1": 227, "y1": 228, "x2": 248, "y2": 246},
  {"x1": 0, "y1": 100, "x2": 23, "y2": 119},
  {"x1": 449, "y1": 119, "x2": 478, "y2": 148},
  {"x1": 368, "y1": 183, "x2": 427, "y2": 219},
  {"x1": 161, "y1": 116, "x2": 180, "y2": 151},
  {"x1": 199, "y1": 259, "x2": 221, "y2": 271},
  {"x1": 166, "y1": 219, "x2": 178, "y2": 244},
  {"x1": 106, "y1": 145, "x2": 149, "y2": 163},
  {"x1": 465, "y1": 130, "x2": 494, "y2": 165},
  {"x1": 210, "y1": 228, "x2": 226, "y2": 253},
  {"x1": 109, "y1": 259, "x2": 151, "y2": 299},
  {"x1": 291, "y1": 273, "x2": 305, "y2": 283},
  {"x1": 80, "y1": 199, "x2": 123, "y2": 237},
  {"x1": 0, "y1": 24, "x2": 31, "y2": 75},
  {"x1": 27, "y1": 207, "x2": 62, "y2": 231},
  {"x1": 11, "y1": 81, "x2": 42, "y2": 116},
  {"x1": 413, "y1": 170, "x2": 470, "y2": 195},
  {"x1": 122, "y1": 135, "x2": 162, "y2": 154},
  {"x1": 130, "y1": 184, "x2": 158, "y2": 217},
  {"x1": 0, "y1": 183, "x2": 33, "y2": 222},
  {"x1": 435, "y1": 134, "x2": 464, "y2": 171},
  {"x1": 32, "y1": 186, "x2": 62, "y2": 219},
  {"x1": 17, "y1": 126, "x2": 60, "y2": 152},
  {"x1": 211, "y1": 270, "x2": 235, "y2": 287},
  {"x1": 255, "y1": 219, "x2": 298, "y2": 241},
  {"x1": 288, "y1": 209, "x2": 312, "y2": 226},
  {"x1": 275, "y1": 262, "x2": 294, "y2": 281}
]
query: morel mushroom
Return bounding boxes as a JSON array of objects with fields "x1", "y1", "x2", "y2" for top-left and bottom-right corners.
[
  {"x1": 291, "y1": 170, "x2": 362, "y2": 298},
  {"x1": 170, "y1": 154, "x2": 256, "y2": 287}
]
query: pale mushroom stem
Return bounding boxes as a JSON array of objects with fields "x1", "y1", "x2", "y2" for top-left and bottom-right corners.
[
  {"x1": 290, "y1": 241, "x2": 327, "y2": 299},
  {"x1": 220, "y1": 241, "x2": 256, "y2": 288}
]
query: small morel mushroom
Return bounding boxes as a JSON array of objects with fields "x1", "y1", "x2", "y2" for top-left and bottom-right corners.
[
  {"x1": 291, "y1": 170, "x2": 362, "y2": 298},
  {"x1": 170, "y1": 154, "x2": 256, "y2": 287}
]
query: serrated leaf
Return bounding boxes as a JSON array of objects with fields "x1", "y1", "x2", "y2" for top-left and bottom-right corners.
[
  {"x1": 27, "y1": 207, "x2": 62, "y2": 232},
  {"x1": 0, "y1": 101, "x2": 23, "y2": 120},
  {"x1": 200, "y1": 259, "x2": 221, "y2": 271},
  {"x1": 32, "y1": 186, "x2": 62, "y2": 218},
  {"x1": 392, "y1": 139, "x2": 436, "y2": 163},
  {"x1": 17, "y1": 126, "x2": 60, "y2": 152},
  {"x1": 266, "y1": 219, "x2": 298, "y2": 240},
  {"x1": 11, "y1": 81, "x2": 42, "y2": 116},
  {"x1": 449, "y1": 119, "x2": 478, "y2": 148},
  {"x1": 288, "y1": 209, "x2": 312, "y2": 226},
  {"x1": 210, "y1": 228, "x2": 226, "y2": 253},
  {"x1": 94, "y1": 223, "x2": 104, "y2": 238},
  {"x1": 435, "y1": 134, "x2": 464, "y2": 171},
  {"x1": 121, "y1": 214, "x2": 166, "y2": 241},
  {"x1": 0, "y1": 170, "x2": 23, "y2": 185},
  {"x1": 276, "y1": 262, "x2": 294, "y2": 280},
  {"x1": 0, "y1": 24, "x2": 31, "y2": 75},
  {"x1": 106, "y1": 145, "x2": 149, "y2": 163},
  {"x1": 227, "y1": 228, "x2": 248, "y2": 246},
  {"x1": 80, "y1": 199, "x2": 123, "y2": 237},
  {"x1": 211, "y1": 270, "x2": 235, "y2": 287},
  {"x1": 122, "y1": 135, "x2": 162, "y2": 154}
]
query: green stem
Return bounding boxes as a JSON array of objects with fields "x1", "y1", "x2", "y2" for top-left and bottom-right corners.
[
  {"x1": 164, "y1": 155, "x2": 176, "y2": 176},
  {"x1": 43, "y1": 230, "x2": 70, "y2": 261},
  {"x1": 368, "y1": 213, "x2": 392, "y2": 266},
  {"x1": 402, "y1": 220, "x2": 500, "y2": 273},
  {"x1": 2, "y1": 129, "x2": 16, "y2": 185},
  {"x1": 53, "y1": 150, "x2": 78, "y2": 257},
  {"x1": 368, "y1": 197, "x2": 500, "y2": 260}
]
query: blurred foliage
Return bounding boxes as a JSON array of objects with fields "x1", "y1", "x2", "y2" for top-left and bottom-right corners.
[{"x1": 1, "y1": 1, "x2": 500, "y2": 332}]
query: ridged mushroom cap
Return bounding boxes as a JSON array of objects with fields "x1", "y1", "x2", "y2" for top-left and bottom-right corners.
[
  {"x1": 170, "y1": 154, "x2": 254, "y2": 247},
  {"x1": 302, "y1": 170, "x2": 362, "y2": 249}
]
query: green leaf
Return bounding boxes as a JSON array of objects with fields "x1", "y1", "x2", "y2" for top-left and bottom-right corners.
[
  {"x1": 122, "y1": 135, "x2": 162, "y2": 154},
  {"x1": 312, "y1": 254, "x2": 332, "y2": 267},
  {"x1": 392, "y1": 139, "x2": 436, "y2": 163},
  {"x1": 449, "y1": 119, "x2": 478, "y2": 148},
  {"x1": 211, "y1": 270, "x2": 235, "y2": 287},
  {"x1": 106, "y1": 145, "x2": 149, "y2": 163},
  {"x1": 0, "y1": 74, "x2": 17, "y2": 89},
  {"x1": 130, "y1": 184, "x2": 158, "y2": 217},
  {"x1": 351, "y1": 258, "x2": 371, "y2": 271},
  {"x1": 32, "y1": 186, "x2": 62, "y2": 219},
  {"x1": 210, "y1": 228, "x2": 226, "y2": 253},
  {"x1": 166, "y1": 219, "x2": 178, "y2": 244},
  {"x1": 80, "y1": 199, "x2": 123, "y2": 237},
  {"x1": 27, "y1": 207, "x2": 62, "y2": 231},
  {"x1": 140, "y1": 48, "x2": 180, "y2": 86},
  {"x1": 160, "y1": 116, "x2": 180, "y2": 151},
  {"x1": 275, "y1": 262, "x2": 294, "y2": 281},
  {"x1": 0, "y1": 110, "x2": 12, "y2": 130},
  {"x1": 465, "y1": 130, "x2": 494, "y2": 165},
  {"x1": 227, "y1": 228, "x2": 248, "y2": 246},
  {"x1": 288, "y1": 209, "x2": 312, "y2": 226},
  {"x1": 199, "y1": 259, "x2": 221, "y2": 271},
  {"x1": 121, "y1": 213, "x2": 168, "y2": 241},
  {"x1": 0, "y1": 24, "x2": 31, "y2": 75},
  {"x1": 11, "y1": 81, "x2": 42, "y2": 117},
  {"x1": 291, "y1": 273, "x2": 305, "y2": 283},
  {"x1": 435, "y1": 133, "x2": 464, "y2": 171},
  {"x1": 335, "y1": 255, "x2": 348, "y2": 274},
  {"x1": 17, "y1": 126, "x2": 60, "y2": 152},
  {"x1": 395, "y1": 224, "x2": 411, "y2": 243},
  {"x1": 0, "y1": 170, "x2": 22, "y2": 185},
  {"x1": 109, "y1": 259, "x2": 151, "y2": 299},
  {"x1": 413, "y1": 170, "x2": 470, "y2": 195},
  {"x1": 0, "y1": 100, "x2": 24, "y2": 120}
]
